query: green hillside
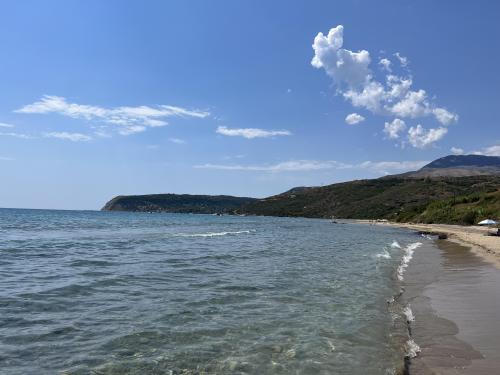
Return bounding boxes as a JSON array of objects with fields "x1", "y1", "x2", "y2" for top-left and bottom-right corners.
[
  {"x1": 414, "y1": 189, "x2": 500, "y2": 225},
  {"x1": 241, "y1": 176, "x2": 500, "y2": 224}
]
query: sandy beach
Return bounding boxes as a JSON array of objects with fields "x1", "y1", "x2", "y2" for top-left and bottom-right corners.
[
  {"x1": 357, "y1": 221, "x2": 500, "y2": 268},
  {"x1": 353, "y1": 220, "x2": 500, "y2": 373}
]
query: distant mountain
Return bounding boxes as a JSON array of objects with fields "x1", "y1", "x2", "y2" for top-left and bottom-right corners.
[
  {"x1": 400, "y1": 154, "x2": 500, "y2": 178},
  {"x1": 102, "y1": 194, "x2": 256, "y2": 214},
  {"x1": 423, "y1": 154, "x2": 500, "y2": 169}
]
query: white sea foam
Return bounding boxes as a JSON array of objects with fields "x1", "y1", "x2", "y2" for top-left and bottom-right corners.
[
  {"x1": 175, "y1": 230, "x2": 254, "y2": 237},
  {"x1": 327, "y1": 340, "x2": 336, "y2": 352},
  {"x1": 390, "y1": 241, "x2": 401, "y2": 249},
  {"x1": 397, "y1": 242, "x2": 422, "y2": 281},
  {"x1": 376, "y1": 249, "x2": 391, "y2": 259},
  {"x1": 403, "y1": 305, "x2": 415, "y2": 323},
  {"x1": 405, "y1": 339, "x2": 421, "y2": 358}
]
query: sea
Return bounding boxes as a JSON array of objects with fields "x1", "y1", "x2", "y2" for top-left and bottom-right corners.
[{"x1": 0, "y1": 208, "x2": 431, "y2": 375}]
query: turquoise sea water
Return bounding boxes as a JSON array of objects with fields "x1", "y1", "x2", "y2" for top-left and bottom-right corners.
[{"x1": 0, "y1": 209, "x2": 425, "y2": 374}]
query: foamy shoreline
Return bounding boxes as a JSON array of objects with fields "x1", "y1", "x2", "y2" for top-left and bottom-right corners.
[{"x1": 353, "y1": 220, "x2": 500, "y2": 269}]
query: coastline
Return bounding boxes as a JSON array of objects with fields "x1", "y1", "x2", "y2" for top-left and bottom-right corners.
[
  {"x1": 401, "y1": 238, "x2": 500, "y2": 374},
  {"x1": 355, "y1": 220, "x2": 500, "y2": 269},
  {"x1": 356, "y1": 220, "x2": 500, "y2": 373}
]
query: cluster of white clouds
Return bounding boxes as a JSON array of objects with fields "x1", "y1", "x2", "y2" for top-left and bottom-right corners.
[
  {"x1": 195, "y1": 159, "x2": 428, "y2": 174},
  {"x1": 216, "y1": 126, "x2": 291, "y2": 139},
  {"x1": 16, "y1": 95, "x2": 210, "y2": 136},
  {"x1": 312, "y1": 25, "x2": 458, "y2": 148},
  {"x1": 407, "y1": 125, "x2": 447, "y2": 148}
]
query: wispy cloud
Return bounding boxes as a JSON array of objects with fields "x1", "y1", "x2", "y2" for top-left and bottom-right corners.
[
  {"x1": 195, "y1": 159, "x2": 428, "y2": 174},
  {"x1": 311, "y1": 25, "x2": 457, "y2": 148},
  {"x1": 0, "y1": 156, "x2": 14, "y2": 161},
  {"x1": 216, "y1": 126, "x2": 291, "y2": 139},
  {"x1": 0, "y1": 122, "x2": 15, "y2": 128},
  {"x1": 450, "y1": 146, "x2": 464, "y2": 155},
  {"x1": 0, "y1": 132, "x2": 35, "y2": 139},
  {"x1": 16, "y1": 95, "x2": 210, "y2": 136},
  {"x1": 169, "y1": 137, "x2": 186, "y2": 144},
  {"x1": 471, "y1": 145, "x2": 500, "y2": 156},
  {"x1": 44, "y1": 132, "x2": 92, "y2": 142}
]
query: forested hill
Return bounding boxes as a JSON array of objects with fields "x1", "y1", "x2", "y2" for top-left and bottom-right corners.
[{"x1": 102, "y1": 194, "x2": 256, "y2": 214}]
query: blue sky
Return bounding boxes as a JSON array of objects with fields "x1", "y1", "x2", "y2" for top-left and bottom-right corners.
[{"x1": 1, "y1": 0, "x2": 499, "y2": 210}]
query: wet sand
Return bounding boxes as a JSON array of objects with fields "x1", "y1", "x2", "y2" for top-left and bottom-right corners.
[
  {"x1": 363, "y1": 221, "x2": 500, "y2": 269},
  {"x1": 403, "y1": 239, "x2": 500, "y2": 374}
]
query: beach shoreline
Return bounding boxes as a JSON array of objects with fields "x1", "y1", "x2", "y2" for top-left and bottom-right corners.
[
  {"x1": 353, "y1": 219, "x2": 500, "y2": 373},
  {"x1": 353, "y1": 220, "x2": 500, "y2": 269}
]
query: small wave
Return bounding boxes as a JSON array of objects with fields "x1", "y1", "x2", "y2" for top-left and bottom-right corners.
[
  {"x1": 397, "y1": 242, "x2": 422, "y2": 281},
  {"x1": 390, "y1": 241, "x2": 401, "y2": 249},
  {"x1": 403, "y1": 305, "x2": 415, "y2": 323},
  {"x1": 376, "y1": 249, "x2": 391, "y2": 259},
  {"x1": 404, "y1": 339, "x2": 421, "y2": 358},
  {"x1": 174, "y1": 230, "x2": 254, "y2": 238}
]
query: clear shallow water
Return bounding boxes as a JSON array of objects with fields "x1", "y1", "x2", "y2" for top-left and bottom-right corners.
[{"x1": 0, "y1": 209, "x2": 423, "y2": 374}]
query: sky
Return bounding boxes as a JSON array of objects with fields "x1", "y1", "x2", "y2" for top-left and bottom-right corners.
[{"x1": 1, "y1": 0, "x2": 499, "y2": 210}]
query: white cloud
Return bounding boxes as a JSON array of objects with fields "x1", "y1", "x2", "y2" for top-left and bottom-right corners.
[
  {"x1": 0, "y1": 156, "x2": 14, "y2": 161},
  {"x1": 450, "y1": 147, "x2": 464, "y2": 155},
  {"x1": 195, "y1": 159, "x2": 428, "y2": 174},
  {"x1": 383, "y1": 118, "x2": 406, "y2": 139},
  {"x1": 433, "y1": 108, "x2": 459, "y2": 125},
  {"x1": 169, "y1": 137, "x2": 186, "y2": 144},
  {"x1": 312, "y1": 25, "x2": 458, "y2": 146},
  {"x1": 345, "y1": 113, "x2": 365, "y2": 125},
  {"x1": 44, "y1": 132, "x2": 92, "y2": 142},
  {"x1": 390, "y1": 89, "x2": 428, "y2": 118},
  {"x1": 407, "y1": 125, "x2": 447, "y2": 148},
  {"x1": 379, "y1": 58, "x2": 392, "y2": 72},
  {"x1": 472, "y1": 145, "x2": 500, "y2": 156},
  {"x1": 343, "y1": 81, "x2": 386, "y2": 113},
  {"x1": 394, "y1": 52, "x2": 409, "y2": 67},
  {"x1": 0, "y1": 122, "x2": 14, "y2": 128},
  {"x1": 216, "y1": 126, "x2": 291, "y2": 139},
  {"x1": 16, "y1": 95, "x2": 210, "y2": 136},
  {"x1": 311, "y1": 25, "x2": 371, "y2": 88},
  {"x1": 0, "y1": 132, "x2": 34, "y2": 139}
]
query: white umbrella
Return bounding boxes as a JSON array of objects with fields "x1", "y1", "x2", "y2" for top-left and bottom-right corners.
[{"x1": 478, "y1": 219, "x2": 497, "y2": 225}]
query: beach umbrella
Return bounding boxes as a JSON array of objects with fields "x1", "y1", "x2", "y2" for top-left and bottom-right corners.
[{"x1": 478, "y1": 219, "x2": 497, "y2": 225}]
